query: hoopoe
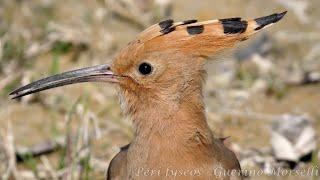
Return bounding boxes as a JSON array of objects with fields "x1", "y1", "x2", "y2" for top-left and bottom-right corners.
[{"x1": 10, "y1": 11, "x2": 286, "y2": 180}]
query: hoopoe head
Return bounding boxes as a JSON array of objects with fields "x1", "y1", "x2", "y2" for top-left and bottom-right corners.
[{"x1": 10, "y1": 12, "x2": 286, "y2": 117}]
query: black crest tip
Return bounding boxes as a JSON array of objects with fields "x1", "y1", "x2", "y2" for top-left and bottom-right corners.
[
  {"x1": 278, "y1": 11, "x2": 288, "y2": 20},
  {"x1": 182, "y1": 19, "x2": 198, "y2": 25},
  {"x1": 187, "y1": 25, "x2": 204, "y2": 35},
  {"x1": 221, "y1": 20, "x2": 248, "y2": 34},
  {"x1": 159, "y1": 19, "x2": 174, "y2": 29},
  {"x1": 255, "y1": 11, "x2": 287, "y2": 30},
  {"x1": 219, "y1": 17, "x2": 242, "y2": 22},
  {"x1": 160, "y1": 27, "x2": 176, "y2": 34}
]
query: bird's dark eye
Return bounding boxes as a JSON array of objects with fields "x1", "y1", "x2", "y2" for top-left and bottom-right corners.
[{"x1": 138, "y1": 62, "x2": 153, "y2": 75}]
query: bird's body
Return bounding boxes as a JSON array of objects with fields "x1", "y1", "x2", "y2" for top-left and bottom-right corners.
[
  {"x1": 10, "y1": 12, "x2": 286, "y2": 180},
  {"x1": 110, "y1": 52, "x2": 241, "y2": 179}
]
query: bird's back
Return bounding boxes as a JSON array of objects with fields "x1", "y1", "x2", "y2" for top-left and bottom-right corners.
[
  {"x1": 107, "y1": 138, "x2": 242, "y2": 180},
  {"x1": 106, "y1": 144, "x2": 129, "y2": 180}
]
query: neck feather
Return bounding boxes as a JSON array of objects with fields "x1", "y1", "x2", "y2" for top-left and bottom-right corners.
[{"x1": 119, "y1": 83, "x2": 214, "y2": 147}]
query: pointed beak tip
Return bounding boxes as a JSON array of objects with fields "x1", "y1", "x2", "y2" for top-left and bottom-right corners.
[
  {"x1": 10, "y1": 96, "x2": 18, "y2": 100},
  {"x1": 9, "y1": 90, "x2": 16, "y2": 96},
  {"x1": 8, "y1": 91, "x2": 17, "y2": 99},
  {"x1": 9, "y1": 91, "x2": 22, "y2": 100}
]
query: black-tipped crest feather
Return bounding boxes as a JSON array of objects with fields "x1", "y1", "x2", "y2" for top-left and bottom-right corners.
[{"x1": 254, "y1": 11, "x2": 287, "y2": 30}]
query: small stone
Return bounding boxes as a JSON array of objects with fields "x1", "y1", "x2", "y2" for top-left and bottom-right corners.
[{"x1": 271, "y1": 114, "x2": 316, "y2": 162}]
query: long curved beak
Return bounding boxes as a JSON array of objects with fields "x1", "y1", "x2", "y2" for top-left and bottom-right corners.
[{"x1": 10, "y1": 64, "x2": 118, "y2": 99}]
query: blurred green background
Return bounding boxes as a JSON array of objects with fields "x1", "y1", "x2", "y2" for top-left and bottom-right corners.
[{"x1": 0, "y1": 0, "x2": 319, "y2": 179}]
